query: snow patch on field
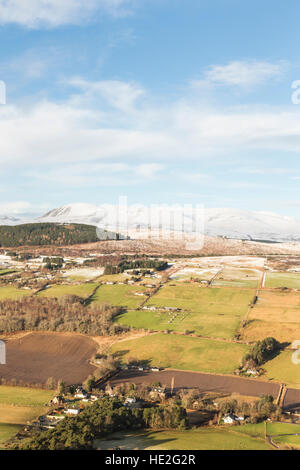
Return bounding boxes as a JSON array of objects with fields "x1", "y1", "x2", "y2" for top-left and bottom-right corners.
[{"x1": 62, "y1": 267, "x2": 104, "y2": 280}]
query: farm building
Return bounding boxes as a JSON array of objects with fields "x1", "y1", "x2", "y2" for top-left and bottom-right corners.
[
  {"x1": 49, "y1": 395, "x2": 65, "y2": 406},
  {"x1": 74, "y1": 387, "x2": 88, "y2": 399},
  {"x1": 223, "y1": 414, "x2": 237, "y2": 424},
  {"x1": 65, "y1": 408, "x2": 81, "y2": 416}
]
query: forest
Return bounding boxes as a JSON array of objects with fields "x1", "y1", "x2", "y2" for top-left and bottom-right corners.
[
  {"x1": 0, "y1": 295, "x2": 127, "y2": 335},
  {"x1": 0, "y1": 223, "x2": 102, "y2": 247}
]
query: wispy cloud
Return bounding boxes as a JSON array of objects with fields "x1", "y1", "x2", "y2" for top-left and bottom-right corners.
[
  {"x1": 68, "y1": 78, "x2": 145, "y2": 112},
  {"x1": 0, "y1": 0, "x2": 136, "y2": 28},
  {"x1": 26, "y1": 162, "x2": 164, "y2": 188},
  {"x1": 192, "y1": 60, "x2": 286, "y2": 89},
  {"x1": 0, "y1": 201, "x2": 48, "y2": 215},
  {"x1": 0, "y1": 47, "x2": 64, "y2": 81}
]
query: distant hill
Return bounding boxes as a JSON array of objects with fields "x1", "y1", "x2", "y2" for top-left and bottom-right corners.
[
  {"x1": 38, "y1": 203, "x2": 300, "y2": 243},
  {"x1": 2, "y1": 203, "x2": 300, "y2": 243},
  {"x1": 0, "y1": 223, "x2": 116, "y2": 247}
]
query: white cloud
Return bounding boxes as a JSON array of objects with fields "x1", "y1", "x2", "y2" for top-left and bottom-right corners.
[
  {"x1": 0, "y1": 201, "x2": 49, "y2": 214},
  {"x1": 135, "y1": 164, "x2": 164, "y2": 179},
  {"x1": 68, "y1": 78, "x2": 145, "y2": 112},
  {"x1": 27, "y1": 162, "x2": 163, "y2": 187},
  {"x1": 0, "y1": 0, "x2": 135, "y2": 28},
  {"x1": 193, "y1": 60, "x2": 285, "y2": 88},
  {"x1": 2, "y1": 79, "x2": 300, "y2": 181}
]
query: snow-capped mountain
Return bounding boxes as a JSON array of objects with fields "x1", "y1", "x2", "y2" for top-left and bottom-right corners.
[
  {"x1": 36, "y1": 203, "x2": 300, "y2": 243},
  {"x1": 204, "y1": 208, "x2": 300, "y2": 242}
]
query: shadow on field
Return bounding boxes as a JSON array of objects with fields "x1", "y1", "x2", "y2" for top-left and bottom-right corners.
[
  {"x1": 262, "y1": 341, "x2": 291, "y2": 363},
  {"x1": 112, "y1": 350, "x2": 130, "y2": 359},
  {"x1": 95, "y1": 431, "x2": 177, "y2": 450}
]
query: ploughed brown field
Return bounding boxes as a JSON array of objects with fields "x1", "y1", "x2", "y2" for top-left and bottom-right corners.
[
  {"x1": 283, "y1": 389, "x2": 300, "y2": 411},
  {"x1": 1, "y1": 332, "x2": 97, "y2": 385},
  {"x1": 110, "y1": 369, "x2": 281, "y2": 400}
]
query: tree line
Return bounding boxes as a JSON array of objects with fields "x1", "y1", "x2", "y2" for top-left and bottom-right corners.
[
  {"x1": 104, "y1": 259, "x2": 168, "y2": 274},
  {"x1": 0, "y1": 295, "x2": 127, "y2": 336}
]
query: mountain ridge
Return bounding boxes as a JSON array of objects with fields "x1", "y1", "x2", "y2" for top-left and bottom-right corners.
[
  {"x1": 38, "y1": 204, "x2": 300, "y2": 243},
  {"x1": 1, "y1": 203, "x2": 300, "y2": 243}
]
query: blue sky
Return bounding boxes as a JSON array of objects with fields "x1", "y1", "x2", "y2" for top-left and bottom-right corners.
[{"x1": 1, "y1": 0, "x2": 300, "y2": 217}]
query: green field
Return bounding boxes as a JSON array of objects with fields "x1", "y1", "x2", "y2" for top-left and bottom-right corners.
[
  {"x1": 0, "y1": 286, "x2": 32, "y2": 300},
  {"x1": 0, "y1": 423, "x2": 22, "y2": 448},
  {"x1": 265, "y1": 272, "x2": 300, "y2": 289},
  {"x1": 0, "y1": 386, "x2": 53, "y2": 407},
  {"x1": 267, "y1": 422, "x2": 300, "y2": 448},
  {"x1": 38, "y1": 282, "x2": 98, "y2": 299},
  {"x1": 91, "y1": 284, "x2": 148, "y2": 309},
  {"x1": 111, "y1": 333, "x2": 248, "y2": 374},
  {"x1": 133, "y1": 285, "x2": 254, "y2": 339},
  {"x1": 264, "y1": 350, "x2": 300, "y2": 388},
  {"x1": 95, "y1": 422, "x2": 300, "y2": 450},
  {"x1": 94, "y1": 425, "x2": 270, "y2": 450},
  {"x1": 148, "y1": 285, "x2": 254, "y2": 312},
  {"x1": 213, "y1": 268, "x2": 261, "y2": 288},
  {"x1": 116, "y1": 308, "x2": 243, "y2": 339},
  {"x1": 0, "y1": 386, "x2": 53, "y2": 448}
]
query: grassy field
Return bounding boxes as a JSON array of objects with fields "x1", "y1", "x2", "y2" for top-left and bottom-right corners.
[
  {"x1": 0, "y1": 386, "x2": 53, "y2": 407},
  {"x1": 249, "y1": 290, "x2": 300, "y2": 323},
  {"x1": 37, "y1": 282, "x2": 98, "y2": 299},
  {"x1": 0, "y1": 286, "x2": 32, "y2": 300},
  {"x1": 0, "y1": 423, "x2": 22, "y2": 448},
  {"x1": 133, "y1": 285, "x2": 254, "y2": 339},
  {"x1": 116, "y1": 308, "x2": 243, "y2": 339},
  {"x1": 213, "y1": 268, "x2": 261, "y2": 288},
  {"x1": 94, "y1": 425, "x2": 270, "y2": 450},
  {"x1": 0, "y1": 404, "x2": 47, "y2": 424},
  {"x1": 264, "y1": 350, "x2": 300, "y2": 388},
  {"x1": 242, "y1": 290, "x2": 300, "y2": 342},
  {"x1": 91, "y1": 284, "x2": 148, "y2": 309},
  {"x1": 241, "y1": 319, "x2": 300, "y2": 343},
  {"x1": 0, "y1": 386, "x2": 53, "y2": 448},
  {"x1": 95, "y1": 422, "x2": 300, "y2": 450},
  {"x1": 266, "y1": 422, "x2": 300, "y2": 448},
  {"x1": 148, "y1": 285, "x2": 254, "y2": 312},
  {"x1": 111, "y1": 333, "x2": 248, "y2": 374},
  {"x1": 265, "y1": 272, "x2": 300, "y2": 289}
]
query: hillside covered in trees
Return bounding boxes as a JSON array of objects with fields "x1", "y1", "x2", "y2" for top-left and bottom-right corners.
[{"x1": 0, "y1": 223, "x2": 110, "y2": 247}]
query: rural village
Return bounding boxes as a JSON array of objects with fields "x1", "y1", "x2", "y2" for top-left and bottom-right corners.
[{"x1": 1, "y1": 232, "x2": 300, "y2": 450}]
